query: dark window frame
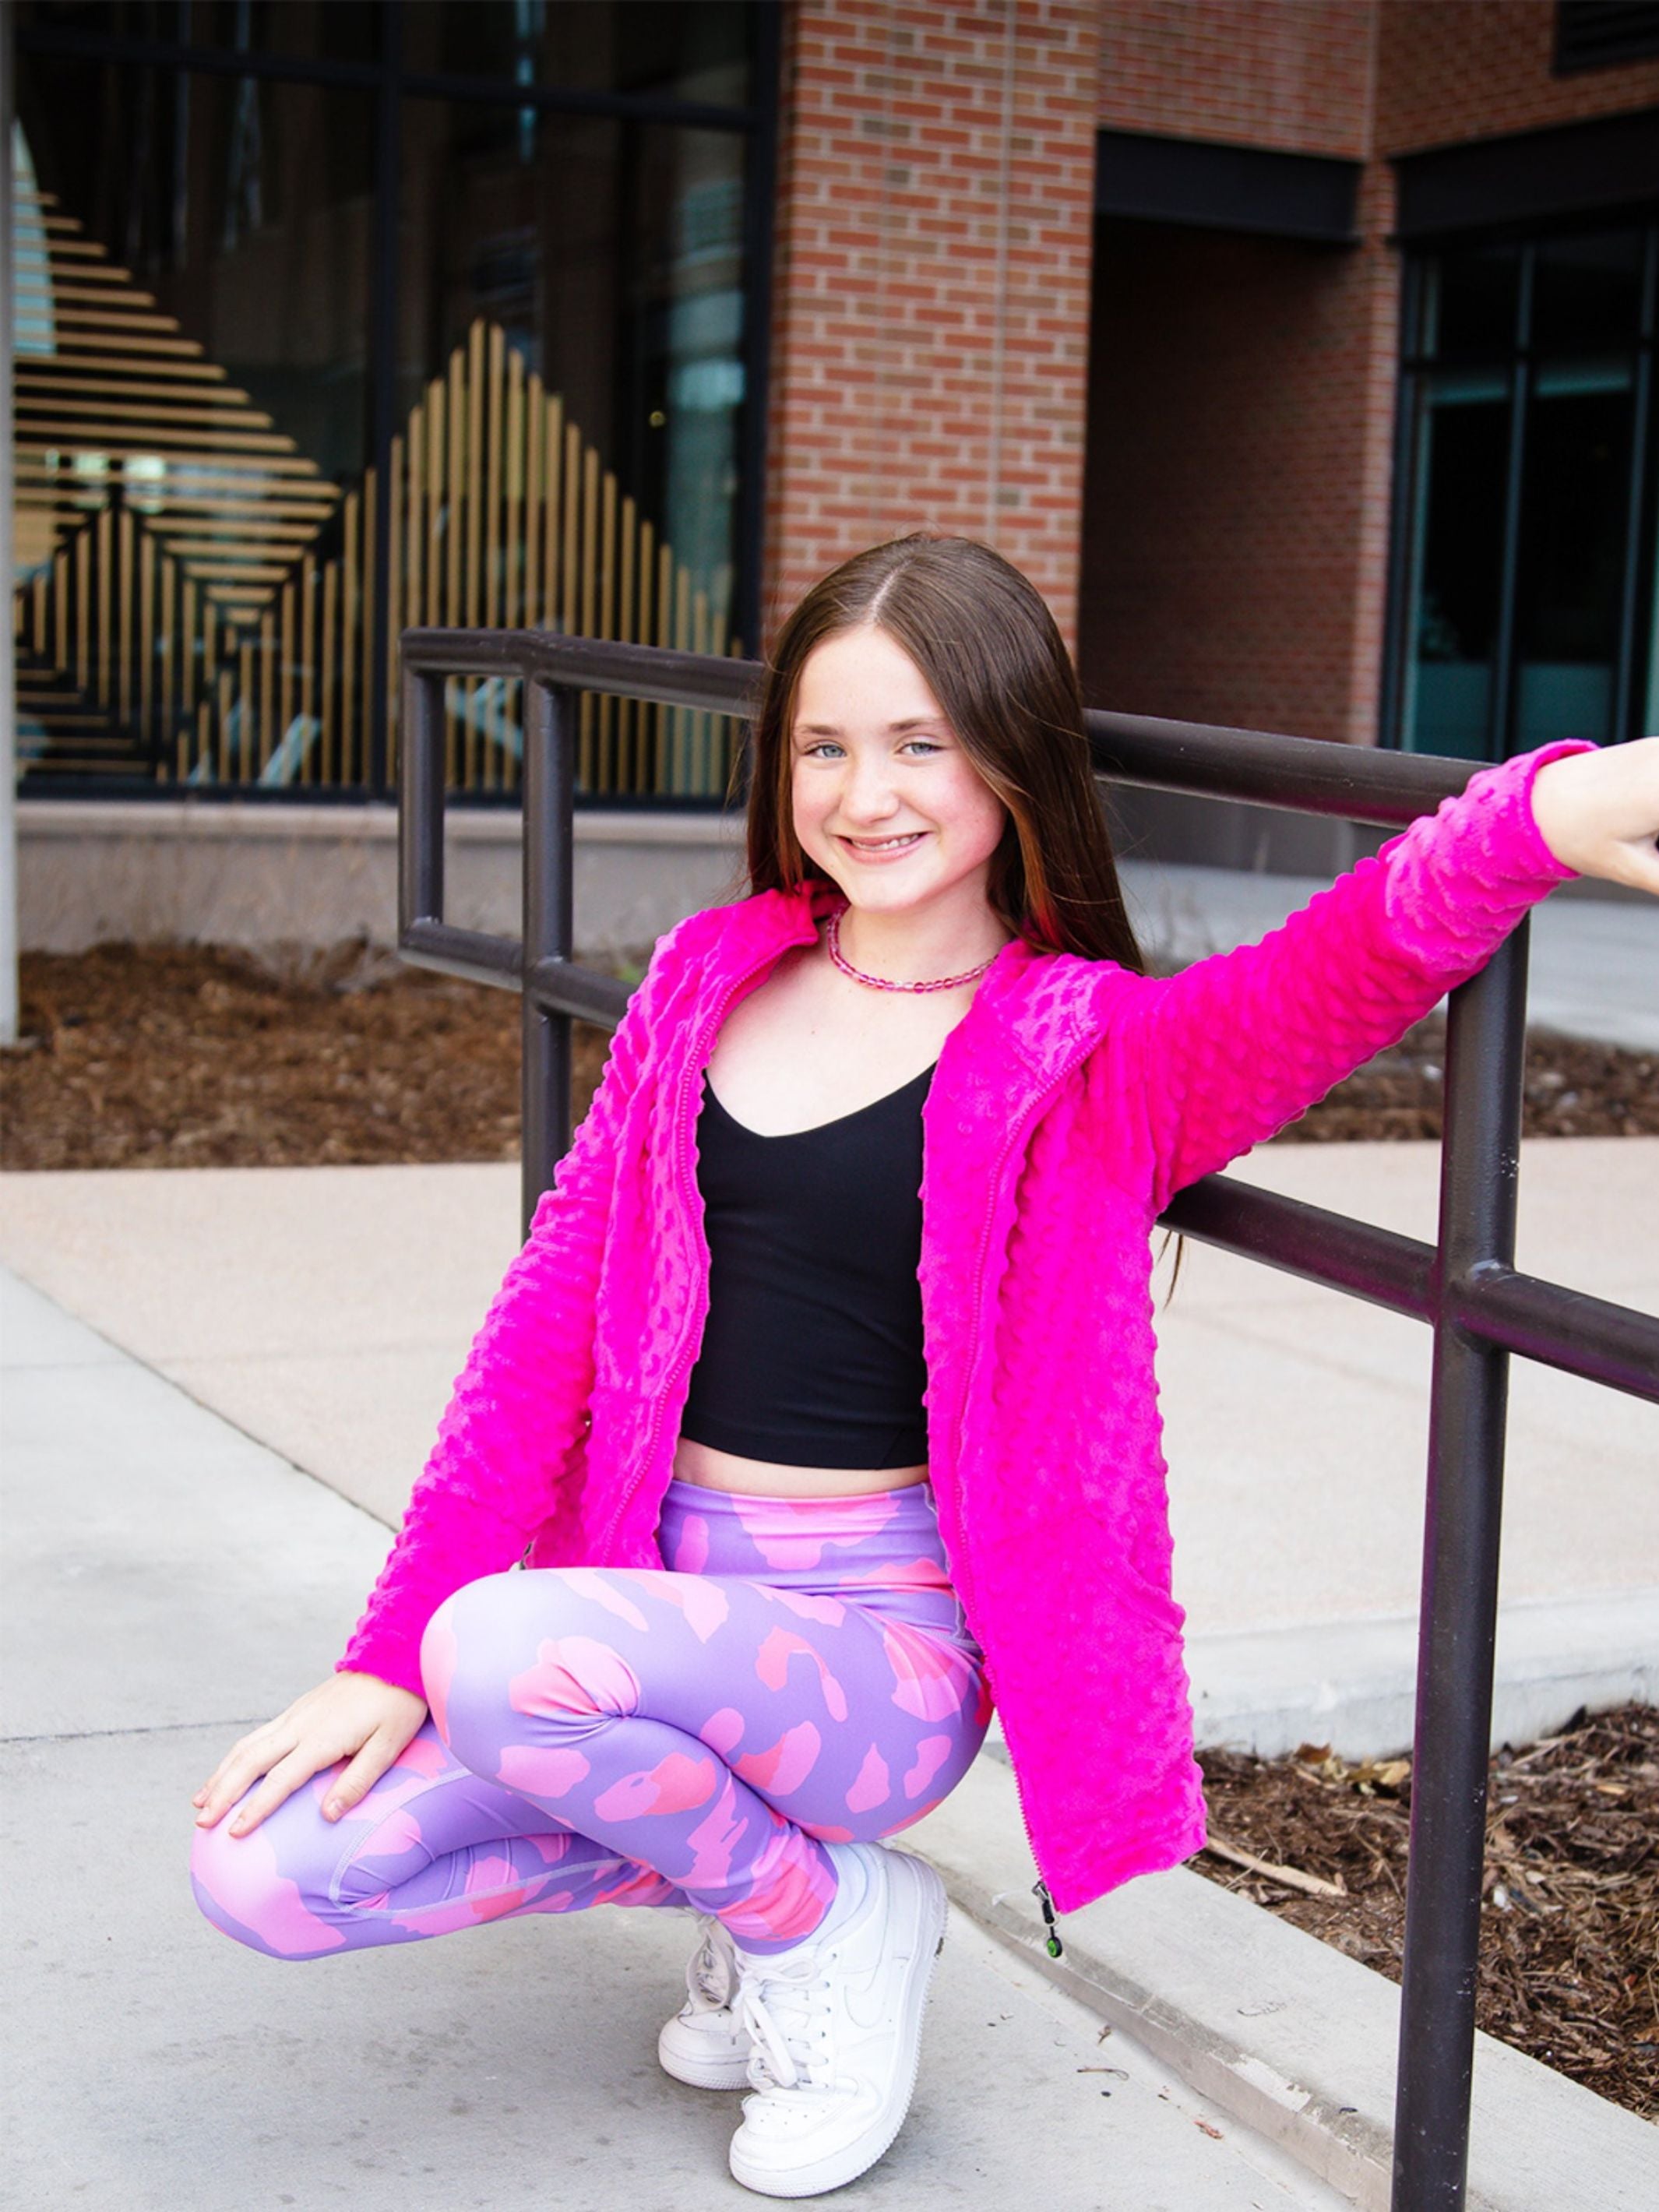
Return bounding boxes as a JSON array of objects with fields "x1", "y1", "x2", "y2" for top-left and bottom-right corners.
[{"x1": 1379, "y1": 206, "x2": 1659, "y2": 761}]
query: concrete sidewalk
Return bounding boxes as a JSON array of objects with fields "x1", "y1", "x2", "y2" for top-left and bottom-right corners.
[
  {"x1": 1114, "y1": 858, "x2": 1659, "y2": 1051},
  {"x1": 2, "y1": 1268, "x2": 1348, "y2": 2212},
  {"x1": 4, "y1": 1141, "x2": 1653, "y2": 1760}
]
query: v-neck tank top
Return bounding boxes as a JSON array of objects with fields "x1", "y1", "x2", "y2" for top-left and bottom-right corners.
[{"x1": 677, "y1": 1061, "x2": 937, "y2": 1469}]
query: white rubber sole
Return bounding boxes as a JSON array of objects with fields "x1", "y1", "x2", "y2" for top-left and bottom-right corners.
[
  {"x1": 727, "y1": 1851, "x2": 949, "y2": 2200},
  {"x1": 656, "y1": 2020, "x2": 752, "y2": 2092}
]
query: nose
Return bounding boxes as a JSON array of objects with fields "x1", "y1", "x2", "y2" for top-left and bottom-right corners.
[{"x1": 835, "y1": 748, "x2": 903, "y2": 826}]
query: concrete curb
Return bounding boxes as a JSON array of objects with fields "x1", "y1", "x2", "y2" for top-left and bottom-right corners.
[
  {"x1": 902, "y1": 1751, "x2": 1657, "y2": 2212},
  {"x1": 1184, "y1": 1590, "x2": 1659, "y2": 1762}
]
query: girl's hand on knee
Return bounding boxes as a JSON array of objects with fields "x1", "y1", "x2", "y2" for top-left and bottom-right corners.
[
  {"x1": 1530, "y1": 734, "x2": 1659, "y2": 894},
  {"x1": 192, "y1": 1671, "x2": 427, "y2": 1837}
]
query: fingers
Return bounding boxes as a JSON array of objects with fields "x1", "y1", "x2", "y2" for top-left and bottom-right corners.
[
  {"x1": 321, "y1": 1731, "x2": 402, "y2": 1823},
  {"x1": 223, "y1": 1746, "x2": 343, "y2": 1839},
  {"x1": 193, "y1": 1723, "x2": 293, "y2": 1830}
]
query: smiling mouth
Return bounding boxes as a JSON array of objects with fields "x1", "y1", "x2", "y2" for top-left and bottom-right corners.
[{"x1": 837, "y1": 832, "x2": 926, "y2": 852}]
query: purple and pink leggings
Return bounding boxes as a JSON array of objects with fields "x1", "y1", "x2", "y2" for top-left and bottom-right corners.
[{"x1": 191, "y1": 1478, "x2": 991, "y2": 1960}]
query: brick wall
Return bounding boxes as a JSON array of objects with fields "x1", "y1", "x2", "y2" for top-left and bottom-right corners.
[
  {"x1": 1376, "y1": 0, "x2": 1659, "y2": 153},
  {"x1": 761, "y1": 0, "x2": 1102, "y2": 657},
  {"x1": 1079, "y1": 153, "x2": 1399, "y2": 750},
  {"x1": 1097, "y1": 0, "x2": 1375, "y2": 158}
]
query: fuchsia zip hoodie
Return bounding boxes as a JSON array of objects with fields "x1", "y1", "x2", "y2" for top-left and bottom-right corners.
[{"x1": 340, "y1": 739, "x2": 1592, "y2": 1914}]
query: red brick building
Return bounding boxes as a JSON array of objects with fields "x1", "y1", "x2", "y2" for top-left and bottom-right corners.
[
  {"x1": 10, "y1": 2, "x2": 1658, "y2": 878},
  {"x1": 763, "y1": 1, "x2": 1659, "y2": 863}
]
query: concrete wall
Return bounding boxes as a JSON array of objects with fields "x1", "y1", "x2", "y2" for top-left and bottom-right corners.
[{"x1": 18, "y1": 802, "x2": 752, "y2": 958}]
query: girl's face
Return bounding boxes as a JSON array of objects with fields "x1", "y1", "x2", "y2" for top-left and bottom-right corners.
[{"x1": 790, "y1": 625, "x2": 1008, "y2": 925}]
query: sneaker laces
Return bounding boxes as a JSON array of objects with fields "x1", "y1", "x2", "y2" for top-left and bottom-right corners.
[{"x1": 736, "y1": 1947, "x2": 835, "y2": 2095}]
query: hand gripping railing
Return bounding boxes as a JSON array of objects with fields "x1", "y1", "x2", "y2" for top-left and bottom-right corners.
[{"x1": 397, "y1": 629, "x2": 1659, "y2": 2212}]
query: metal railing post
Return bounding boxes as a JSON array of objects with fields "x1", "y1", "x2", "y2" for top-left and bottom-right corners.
[
  {"x1": 1391, "y1": 924, "x2": 1530, "y2": 2210},
  {"x1": 520, "y1": 675, "x2": 575, "y2": 1237}
]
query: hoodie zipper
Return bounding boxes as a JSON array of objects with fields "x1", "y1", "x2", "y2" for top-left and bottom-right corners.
[
  {"x1": 950, "y1": 1054, "x2": 1085, "y2": 1964},
  {"x1": 595, "y1": 927, "x2": 817, "y2": 1559}
]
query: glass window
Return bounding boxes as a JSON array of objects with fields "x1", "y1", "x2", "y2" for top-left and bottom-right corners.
[
  {"x1": 1512, "y1": 359, "x2": 1635, "y2": 746},
  {"x1": 1400, "y1": 371, "x2": 1511, "y2": 758},
  {"x1": 14, "y1": 58, "x2": 375, "y2": 787},
  {"x1": 394, "y1": 97, "x2": 749, "y2": 794},
  {"x1": 11, "y1": 4, "x2": 765, "y2": 799},
  {"x1": 401, "y1": 2, "x2": 754, "y2": 106},
  {"x1": 15, "y1": 1, "x2": 383, "y2": 61},
  {"x1": 1395, "y1": 224, "x2": 1655, "y2": 760}
]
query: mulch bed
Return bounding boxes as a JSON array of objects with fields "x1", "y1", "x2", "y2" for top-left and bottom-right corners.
[
  {"x1": 1196, "y1": 1703, "x2": 1659, "y2": 2121},
  {"x1": 3, "y1": 941, "x2": 1657, "y2": 1171}
]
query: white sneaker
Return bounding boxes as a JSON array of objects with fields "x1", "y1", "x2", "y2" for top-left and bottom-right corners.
[
  {"x1": 727, "y1": 1841, "x2": 949, "y2": 2200},
  {"x1": 657, "y1": 1914, "x2": 755, "y2": 2090}
]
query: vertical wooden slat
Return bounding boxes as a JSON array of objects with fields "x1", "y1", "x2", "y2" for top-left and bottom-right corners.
[
  {"x1": 240, "y1": 637, "x2": 255, "y2": 783},
  {"x1": 217, "y1": 665, "x2": 234, "y2": 783},
  {"x1": 692, "y1": 585, "x2": 709, "y2": 794},
  {"x1": 322, "y1": 558, "x2": 338, "y2": 787},
  {"x1": 484, "y1": 322, "x2": 502, "y2": 633},
  {"x1": 139, "y1": 526, "x2": 155, "y2": 745},
  {"x1": 577, "y1": 443, "x2": 598, "y2": 784},
  {"x1": 279, "y1": 579, "x2": 294, "y2": 768},
  {"x1": 446, "y1": 352, "x2": 464, "y2": 627},
  {"x1": 55, "y1": 548, "x2": 69, "y2": 674},
  {"x1": 361, "y1": 467, "x2": 376, "y2": 789},
  {"x1": 425, "y1": 377, "x2": 442, "y2": 628},
  {"x1": 399, "y1": 423, "x2": 416, "y2": 635},
  {"x1": 598, "y1": 467, "x2": 617, "y2": 792},
  {"x1": 183, "y1": 577, "x2": 198, "y2": 728},
  {"x1": 638, "y1": 519, "x2": 656, "y2": 792},
  {"x1": 524, "y1": 370, "x2": 544, "y2": 626},
  {"x1": 466, "y1": 318, "x2": 484, "y2": 631},
  {"x1": 673, "y1": 565, "x2": 691, "y2": 792},
  {"x1": 562, "y1": 420, "x2": 580, "y2": 636},
  {"x1": 300, "y1": 553, "x2": 316, "y2": 785},
  {"x1": 260, "y1": 609, "x2": 276, "y2": 778},
  {"x1": 75, "y1": 528, "x2": 90, "y2": 695},
  {"x1": 505, "y1": 347, "x2": 524, "y2": 632},
  {"x1": 96, "y1": 507, "x2": 113, "y2": 706},
  {"x1": 341, "y1": 490, "x2": 358, "y2": 786},
  {"x1": 544, "y1": 394, "x2": 565, "y2": 631},
  {"x1": 160, "y1": 556, "x2": 175, "y2": 748},
  {"x1": 118, "y1": 508, "x2": 134, "y2": 731},
  {"x1": 619, "y1": 493, "x2": 636, "y2": 792},
  {"x1": 658, "y1": 543, "x2": 675, "y2": 793}
]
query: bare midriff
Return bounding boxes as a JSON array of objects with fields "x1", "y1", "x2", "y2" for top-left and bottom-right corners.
[{"x1": 671, "y1": 1432, "x2": 930, "y2": 1499}]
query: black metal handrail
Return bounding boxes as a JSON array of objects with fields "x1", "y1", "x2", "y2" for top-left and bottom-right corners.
[{"x1": 397, "y1": 627, "x2": 1659, "y2": 2212}]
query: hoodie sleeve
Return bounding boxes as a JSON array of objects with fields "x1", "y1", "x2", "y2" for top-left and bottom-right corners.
[
  {"x1": 1121, "y1": 740, "x2": 1594, "y2": 1214},
  {"x1": 336, "y1": 914, "x2": 694, "y2": 1697}
]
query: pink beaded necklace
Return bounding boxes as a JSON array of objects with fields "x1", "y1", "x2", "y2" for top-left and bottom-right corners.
[{"x1": 826, "y1": 904, "x2": 999, "y2": 995}]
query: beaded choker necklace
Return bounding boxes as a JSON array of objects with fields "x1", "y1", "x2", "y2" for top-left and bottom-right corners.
[{"x1": 826, "y1": 906, "x2": 999, "y2": 995}]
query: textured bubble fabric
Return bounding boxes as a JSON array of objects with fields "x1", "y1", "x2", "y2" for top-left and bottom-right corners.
[
  {"x1": 336, "y1": 741, "x2": 1593, "y2": 1915},
  {"x1": 193, "y1": 1481, "x2": 989, "y2": 1958}
]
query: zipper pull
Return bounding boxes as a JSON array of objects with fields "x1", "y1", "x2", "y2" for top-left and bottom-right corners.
[{"x1": 1033, "y1": 1879, "x2": 1063, "y2": 1959}]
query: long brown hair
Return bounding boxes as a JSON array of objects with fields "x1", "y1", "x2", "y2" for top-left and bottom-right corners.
[{"x1": 741, "y1": 532, "x2": 1146, "y2": 972}]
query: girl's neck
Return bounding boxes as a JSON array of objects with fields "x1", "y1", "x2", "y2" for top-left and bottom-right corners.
[{"x1": 832, "y1": 896, "x2": 1011, "y2": 988}]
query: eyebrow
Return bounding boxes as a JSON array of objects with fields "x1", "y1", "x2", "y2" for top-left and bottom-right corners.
[{"x1": 792, "y1": 717, "x2": 946, "y2": 735}]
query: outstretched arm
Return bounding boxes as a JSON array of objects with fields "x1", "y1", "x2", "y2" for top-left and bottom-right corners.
[{"x1": 1122, "y1": 736, "x2": 1657, "y2": 1212}]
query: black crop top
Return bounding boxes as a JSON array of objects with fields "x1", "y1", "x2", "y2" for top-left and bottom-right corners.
[{"x1": 678, "y1": 1062, "x2": 937, "y2": 1469}]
